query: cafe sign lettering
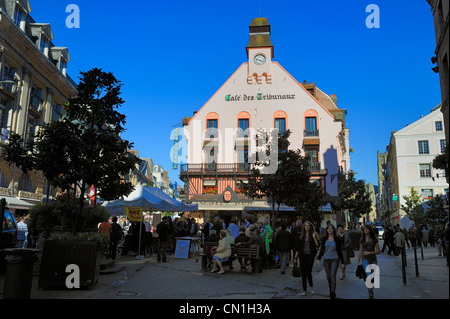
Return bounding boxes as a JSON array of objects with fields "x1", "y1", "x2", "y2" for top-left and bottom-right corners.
[{"x1": 225, "y1": 93, "x2": 296, "y2": 102}]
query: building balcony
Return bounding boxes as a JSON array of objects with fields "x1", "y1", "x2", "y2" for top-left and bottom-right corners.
[
  {"x1": 180, "y1": 163, "x2": 251, "y2": 179},
  {"x1": 309, "y1": 162, "x2": 321, "y2": 172},
  {"x1": 304, "y1": 129, "x2": 319, "y2": 137}
]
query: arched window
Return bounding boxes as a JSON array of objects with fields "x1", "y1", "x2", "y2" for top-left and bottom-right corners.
[
  {"x1": 304, "y1": 110, "x2": 319, "y2": 137},
  {"x1": 18, "y1": 173, "x2": 34, "y2": 192},
  {"x1": 205, "y1": 112, "x2": 219, "y2": 138},
  {"x1": 237, "y1": 111, "x2": 251, "y2": 138},
  {"x1": 273, "y1": 110, "x2": 287, "y2": 134}
]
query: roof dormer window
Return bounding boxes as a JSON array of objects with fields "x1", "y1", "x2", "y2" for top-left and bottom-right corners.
[
  {"x1": 13, "y1": 5, "x2": 26, "y2": 31},
  {"x1": 59, "y1": 58, "x2": 67, "y2": 75},
  {"x1": 40, "y1": 35, "x2": 49, "y2": 56}
]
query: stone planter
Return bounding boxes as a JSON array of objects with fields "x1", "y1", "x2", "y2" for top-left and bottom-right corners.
[{"x1": 38, "y1": 240, "x2": 101, "y2": 290}]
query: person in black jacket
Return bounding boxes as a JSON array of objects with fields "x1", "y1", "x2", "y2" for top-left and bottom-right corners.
[
  {"x1": 275, "y1": 224, "x2": 292, "y2": 274},
  {"x1": 316, "y1": 224, "x2": 345, "y2": 299},
  {"x1": 294, "y1": 221, "x2": 319, "y2": 295},
  {"x1": 156, "y1": 217, "x2": 170, "y2": 262},
  {"x1": 109, "y1": 216, "x2": 123, "y2": 260}
]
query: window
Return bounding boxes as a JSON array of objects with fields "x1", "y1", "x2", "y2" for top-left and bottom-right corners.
[
  {"x1": 305, "y1": 148, "x2": 320, "y2": 171},
  {"x1": 421, "y1": 189, "x2": 433, "y2": 200},
  {"x1": 435, "y1": 121, "x2": 443, "y2": 131},
  {"x1": 238, "y1": 119, "x2": 249, "y2": 137},
  {"x1": 59, "y1": 59, "x2": 67, "y2": 75},
  {"x1": 18, "y1": 173, "x2": 34, "y2": 192},
  {"x1": 418, "y1": 140, "x2": 429, "y2": 154},
  {"x1": 419, "y1": 164, "x2": 431, "y2": 178},
  {"x1": 275, "y1": 118, "x2": 286, "y2": 133},
  {"x1": 237, "y1": 147, "x2": 249, "y2": 165},
  {"x1": 25, "y1": 115, "x2": 38, "y2": 147},
  {"x1": 30, "y1": 87, "x2": 44, "y2": 112},
  {"x1": 0, "y1": 168, "x2": 6, "y2": 188},
  {"x1": 40, "y1": 35, "x2": 49, "y2": 56},
  {"x1": 206, "y1": 119, "x2": 218, "y2": 138},
  {"x1": 441, "y1": 139, "x2": 446, "y2": 153},
  {"x1": 205, "y1": 147, "x2": 217, "y2": 170},
  {"x1": 51, "y1": 104, "x2": 64, "y2": 122},
  {"x1": 13, "y1": 6, "x2": 24, "y2": 29},
  {"x1": 305, "y1": 117, "x2": 318, "y2": 136},
  {"x1": 0, "y1": 98, "x2": 10, "y2": 129}
]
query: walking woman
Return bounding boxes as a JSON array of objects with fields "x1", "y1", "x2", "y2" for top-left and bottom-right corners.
[
  {"x1": 357, "y1": 225, "x2": 380, "y2": 299},
  {"x1": 294, "y1": 221, "x2": 319, "y2": 296},
  {"x1": 337, "y1": 225, "x2": 352, "y2": 280},
  {"x1": 317, "y1": 224, "x2": 345, "y2": 299}
]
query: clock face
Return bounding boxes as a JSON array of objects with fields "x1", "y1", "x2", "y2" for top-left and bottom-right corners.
[{"x1": 254, "y1": 54, "x2": 266, "y2": 65}]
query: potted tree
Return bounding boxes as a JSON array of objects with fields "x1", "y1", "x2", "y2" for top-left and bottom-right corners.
[{"x1": 3, "y1": 68, "x2": 140, "y2": 290}]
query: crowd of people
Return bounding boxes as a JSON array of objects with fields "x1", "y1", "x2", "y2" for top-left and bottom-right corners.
[
  {"x1": 380, "y1": 223, "x2": 449, "y2": 260},
  {"x1": 94, "y1": 214, "x2": 449, "y2": 299}
]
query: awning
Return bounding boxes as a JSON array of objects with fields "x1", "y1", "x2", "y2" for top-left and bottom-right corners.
[
  {"x1": 1, "y1": 196, "x2": 36, "y2": 210},
  {"x1": 103, "y1": 185, "x2": 198, "y2": 213}
]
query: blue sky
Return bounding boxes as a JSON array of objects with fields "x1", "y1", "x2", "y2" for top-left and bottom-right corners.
[{"x1": 30, "y1": 0, "x2": 441, "y2": 188}]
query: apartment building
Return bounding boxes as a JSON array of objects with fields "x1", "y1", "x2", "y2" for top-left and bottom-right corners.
[
  {"x1": 0, "y1": 0, "x2": 77, "y2": 213},
  {"x1": 384, "y1": 104, "x2": 448, "y2": 226}
]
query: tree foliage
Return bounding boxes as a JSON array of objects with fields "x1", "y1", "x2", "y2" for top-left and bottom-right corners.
[
  {"x1": 401, "y1": 187, "x2": 426, "y2": 226},
  {"x1": 243, "y1": 130, "x2": 325, "y2": 227},
  {"x1": 335, "y1": 171, "x2": 372, "y2": 226},
  {"x1": 3, "y1": 68, "x2": 140, "y2": 233}
]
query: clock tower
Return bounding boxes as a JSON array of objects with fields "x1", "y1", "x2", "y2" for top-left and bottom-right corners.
[{"x1": 246, "y1": 17, "x2": 273, "y2": 84}]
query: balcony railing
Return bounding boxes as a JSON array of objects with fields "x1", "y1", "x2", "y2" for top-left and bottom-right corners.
[
  {"x1": 205, "y1": 128, "x2": 218, "y2": 139},
  {"x1": 309, "y1": 162, "x2": 321, "y2": 171},
  {"x1": 180, "y1": 163, "x2": 251, "y2": 176},
  {"x1": 304, "y1": 129, "x2": 319, "y2": 137}
]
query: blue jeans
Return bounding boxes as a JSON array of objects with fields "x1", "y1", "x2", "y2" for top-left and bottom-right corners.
[{"x1": 323, "y1": 258, "x2": 340, "y2": 293}]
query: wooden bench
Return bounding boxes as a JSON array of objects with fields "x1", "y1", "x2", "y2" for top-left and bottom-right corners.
[{"x1": 199, "y1": 241, "x2": 262, "y2": 273}]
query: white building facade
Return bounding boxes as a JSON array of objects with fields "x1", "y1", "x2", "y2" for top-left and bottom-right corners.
[{"x1": 386, "y1": 104, "x2": 448, "y2": 227}]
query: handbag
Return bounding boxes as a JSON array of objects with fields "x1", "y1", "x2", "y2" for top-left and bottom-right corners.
[
  {"x1": 292, "y1": 261, "x2": 301, "y2": 277},
  {"x1": 210, "y1": 246, "x2": 217, "y2": 256}
]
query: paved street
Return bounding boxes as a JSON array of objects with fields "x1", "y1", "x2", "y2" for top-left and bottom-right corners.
[{"x1": 1, "y1": 241, "x2": 447, "y2": 301}]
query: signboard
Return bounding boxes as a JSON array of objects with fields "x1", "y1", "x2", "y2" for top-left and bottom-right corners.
[
  {"x1": 174, "y1": 239, "x2": 190, "y2": 259},
  {"x1": 126, "y1": 206, "x2": 142, "y2": 222},
  {"x1": 392, "y1": 194, "x2": 398, "y2": 201}
]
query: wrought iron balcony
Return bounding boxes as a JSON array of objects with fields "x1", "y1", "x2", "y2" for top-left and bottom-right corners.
[
  {"x1": 304, "y1": 129, "x2": 319, "y2": 137},
  {"x1": 180, "y1": 163, "x2": 251, "y2": 177},
  {"x1": 308, "y1": 162, "x2": 321, "y2": 172}
]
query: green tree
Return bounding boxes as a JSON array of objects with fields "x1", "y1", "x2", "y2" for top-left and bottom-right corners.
[
  {"x1": 401, "y1": 187, "x2": 426, "y2": 226},
  {"x1": 335, "y1": 171, "x2": 372, "y2": 228},
  {"x1": 424, "y1": 194, "x2": 448, "y2": 226},
  {"x1": 3, "y1": 68, "x2": 140, "y2": 233},
  {"x1": 244, "y1": 130, "x2": 323, "y2": 227}
]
